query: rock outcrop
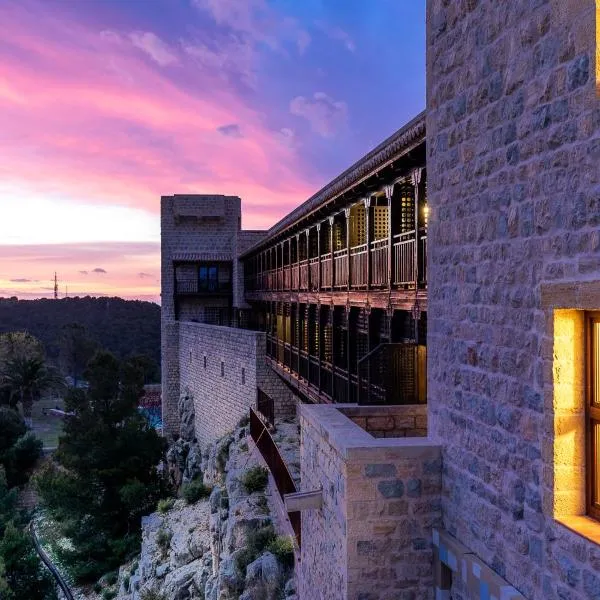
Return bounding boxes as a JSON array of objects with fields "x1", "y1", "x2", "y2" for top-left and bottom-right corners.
[{"x1": 113, "y1": 418, "x2": 297, "y2": 600}]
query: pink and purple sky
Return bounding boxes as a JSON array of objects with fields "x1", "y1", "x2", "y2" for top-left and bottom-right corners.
[{"x1": 0, "y1": 0, "x2": 425, "y2": 303}]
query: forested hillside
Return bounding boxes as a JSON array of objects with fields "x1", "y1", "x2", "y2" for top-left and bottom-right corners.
[{"x1": 0, "y1": 296, "x2": 160, "y2": 371}]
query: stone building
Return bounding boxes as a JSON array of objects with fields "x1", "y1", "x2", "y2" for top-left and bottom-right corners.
[
  {"x1": 161, "y1": 1, "x2": 600, "y2": 598},
  {"x1": 427, "y1": 1, "x2": 600, "y2": 598}
]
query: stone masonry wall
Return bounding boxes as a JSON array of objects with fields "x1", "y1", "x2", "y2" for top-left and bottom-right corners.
[
  {"x1": 178, "y1": 322, "x2": 297, "y2": 447},
  {"x1": 299, "y1": 404, "x2": 442, "y2": 600},
  {"x1": 339, "y1": 405, "x2": 428, "y2": 438},
  {"x1": 258, "y1": 362, "x2": 298, "y2": 420},
  {"x1": 179, "y1": 322, "x2": 261, "y2": 447},
  {"x1": 161, "y1": 195, "x2": 242, "y2": 437},
  {"x1": 427, "y1": 1, "x2": 600, "y2": 598}
]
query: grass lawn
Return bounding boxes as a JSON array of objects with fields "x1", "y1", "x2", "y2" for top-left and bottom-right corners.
[{"x1": 30, "y1": 395, "x2": 65, "y2": 450}]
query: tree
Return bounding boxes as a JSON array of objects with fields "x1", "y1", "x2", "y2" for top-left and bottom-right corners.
[
  {"x1": 0, "y1": 468, "x2": 55, "y2": 600},
  {"x1": 0, "y1": 333, "x2": 46, "y2": 408},
  {"x1": 0, "y1": 332, "x2": 44, "y2": 365},
  {"x1": 1, "y1": 357, "x2": 63, "y2": 426},
  {"x1": 36, "y1": 351, "x2": 168, "y2": 582},
  {"x1": 0, "y1": 407, "x2": 42, "y2": 487},
  {"x1": 58, "y1": 323, "x2": 97, "y2": 386}
]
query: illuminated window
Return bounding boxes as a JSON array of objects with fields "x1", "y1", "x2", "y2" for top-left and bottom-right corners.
[{"x1": 587, "y1": 313, "x2": 600, "y2": 520}]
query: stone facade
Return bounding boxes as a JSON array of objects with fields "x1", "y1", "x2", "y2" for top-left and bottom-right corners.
[
  {"x1": 299, "y1": 404, "x2": 442, "y2": 600},
  {"x1": 427, "y1": 1, "x2": 600, "y2": 598},
  {"x1": 178, "y1": 321, "x2": 297, "y2": 447},
  {"x1": 161, "y1": 194, "x2": 266, "y2": 437}
]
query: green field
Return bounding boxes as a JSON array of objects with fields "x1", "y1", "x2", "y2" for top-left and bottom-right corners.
[{"x1": 30, "y1": 395, "x2": 65, "y2": 450}]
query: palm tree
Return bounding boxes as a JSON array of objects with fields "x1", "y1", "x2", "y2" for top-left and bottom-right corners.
[{"x1": 1, "y1": 357, "x2": 63, "y2": 426}]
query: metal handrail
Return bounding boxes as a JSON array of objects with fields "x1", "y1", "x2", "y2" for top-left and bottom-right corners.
[
  {"x1": 249, "y1": 408, "x2": 301, "y2": 546},
  {"x1": 29, "y1": 521, "x2": 75, "y2": 600}
]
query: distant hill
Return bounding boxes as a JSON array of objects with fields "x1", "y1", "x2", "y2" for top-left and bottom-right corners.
[{"x1": 0, "y1": 296, "x2": 161, "y2": 375}]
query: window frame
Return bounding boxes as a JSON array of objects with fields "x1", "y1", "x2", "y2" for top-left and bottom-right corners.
[{"x1": 586, "y1": 311, "x2": 600, "y2": 521}]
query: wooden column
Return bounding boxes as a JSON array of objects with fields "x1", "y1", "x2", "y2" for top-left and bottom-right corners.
[
  {"x1": 316, "y1": 223, "x2": 322, "y2": 292},
  {"x1": 295, "y1": 233, "x2": 300, "y2": 292},
  {"x1": 305, "y1": 229, "x2": 310, "y2": 291},
  {"x1": 411, "y1": 168, "x2": 423, "y2": 288},
  {"x1": 329, "y1": 216, "x2": 335, "y2": 288},
  {"x1": 345, "y1": 207, "x2": 351, "y2": 290},
  {"x1": 364, "y1": 196, "x2": 372, "y2": 290},
  {"x1": 385, "y1": 184, "x2": 394, "y2": 291}
]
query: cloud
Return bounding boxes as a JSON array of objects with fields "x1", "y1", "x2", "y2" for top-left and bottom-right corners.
[
  {"x1": 79, "y1": 270, "x2": 88, "y2": 275},
  {"x1": 92, "y1": 268, "x2": 107, "y2": 274},
  {"x1": 289, "y1": 92, "x2": 348, "y2": 137},
  {"x1": 9, "y1": 278, "x2": 35, "y2": 283},
  {"x1": 138, "y1": 272, "x2": 153, "y2": 279},
  {"x1": 217, "y1": 123, "x2": 243, "y2": 138},
  {"x1": 191, "y1": 0, "x2": 310, "y2": 56},
  {"x1": 0, "y1": 3, "x2": 316, "y2": 231},
  {"x1": 315, "y1": 21, "x2": 355, "y2": 52},
  {"x1": 129, "y1": 31, "x2": 178, "y2": 66},
  {"x1": 0, "y1": 242, "x2": 160, "y2": 301}
]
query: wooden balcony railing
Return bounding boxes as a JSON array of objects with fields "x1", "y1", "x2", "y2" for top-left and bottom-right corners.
[
  {"x1": 321, "y1": 254, "x2": 333, "y2": 289},
  {"x1": 350, "y1": 244, "x2": 368, "y2": 288},
  {"x1": 309, "y1": 258, "x2": 319, "y2": 291},
  {"x1": 334, "y1": 249, "x2": 348, "y2": 288},
  {"x1": 175, "y1": 279, "x2": 231, "y2": 294},
  {"x1": 245, "y1": 227, "x2": 426, "y2": 294},
  {"x1": 370, "y1": 238, "x2": 388, "y2": 287},
  {"x1": 299, "y1": 260, "x2": 309, "y2": 290},
  {"x1": 357, "y1": 342, "x2": 426, "y2": 405},
  {"x1": 393, "y1": 231, "x2": 416, "y2": 286}
]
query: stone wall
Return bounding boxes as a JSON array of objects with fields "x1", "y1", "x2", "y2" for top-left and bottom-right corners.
[
  {"x1": 299, "y1": 404, "x2": 442, "y2": 600},
  {"x1": 179, "y1": 322, "x2": 261, "y2": 447},
  {"x1": 427, "y1": 1, "x2": 600, "y2": 598},
  {"x1": 339, "y1": 404, "x2": 428, "y2": 438},
  {"x1": 179, "y1": 322, "x2": 297, "y2": 446}
]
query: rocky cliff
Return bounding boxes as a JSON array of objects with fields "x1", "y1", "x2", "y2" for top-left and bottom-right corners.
[{"x1": 105, "y1": 414, "x2": 297, "y2": 600}]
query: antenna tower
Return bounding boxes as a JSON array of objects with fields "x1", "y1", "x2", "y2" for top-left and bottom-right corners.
[{"x1": 54, "y1": 272, "x2": 58, "y2": 300}]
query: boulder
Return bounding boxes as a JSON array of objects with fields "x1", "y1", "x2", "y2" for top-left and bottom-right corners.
[{"x1": 245, "y1": 552, "x2": 280, "y2": 587}]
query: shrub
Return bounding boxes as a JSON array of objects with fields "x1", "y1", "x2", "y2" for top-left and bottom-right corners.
[
  {"x1": 182, "y1": 479, "x2": 211, "y2": 504},
  {"x1": 123, "y1": 574, "x2": 130, "y2": 592},
  {"x1": 93, "y1": 582, "x2": 102, "y2": 593},
  {"x1": 216, "y1": 439, "x2": 232, "y2": 473},
  {"x1": 267, "y1": 536, "x2": 295, "y2": 569},
  {"x1": 11, "y1": 431, "x2": 42, "y2": 470},
  {"x1": 242, "y1": 466, "x2": 268, "y2": 494},
  {"x1": 234, "y1": 523, "x2": 277, "y2": 574},
  {"x1": 237, "y1": 414, "x2": 250, "y2": 428},
  {"x1": 102, "y1": 589, "x2": 117, "y2": 600},
  {"x1": 140, "y1": 587, "x2": 167, "y2": 600},
  {"x1": 157, "y1": 498, "x2": 175, "y2": 514},
  {"x1": 156, "y1": 527, "x2": 172, "y2": 557},
  {"x1": 104, "y1": 570, "x2": 118, "y2": 585}
]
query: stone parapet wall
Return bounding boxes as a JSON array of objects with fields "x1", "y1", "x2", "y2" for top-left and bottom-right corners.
[
  {"x1": 426, "y1": 0, "x2": 600, "y2": 598},
  {"x1": 299, "y1": 404, "x2": 442, "y2": 600},
  {"x1": 179, "y1": 322, "x2": 261, "y2": 447},
  {"x1": 178, "y1": 322, "x2": 298, "y2": 446},
  {"x1": 339, "y1": 404, "x2": 427, "y2": 438},
  {"x1": 258, "y1": 361, "x2": 298, "y2": 420}
]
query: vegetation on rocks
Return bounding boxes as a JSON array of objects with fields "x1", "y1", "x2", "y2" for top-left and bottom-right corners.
[
  {"x1": 0, "y1": 407, "x2": 54, "y2": 598},
  {"x1": 241, "y1": 466, "x2": 269, "y2": 494},
  {"x1": 182, "y1": 477, "x2": 212, "y2": 504}
]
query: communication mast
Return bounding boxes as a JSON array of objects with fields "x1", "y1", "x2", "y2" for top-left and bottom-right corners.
[{"x1": 54, "y1": 272, "x2": 58, "y2": 300}]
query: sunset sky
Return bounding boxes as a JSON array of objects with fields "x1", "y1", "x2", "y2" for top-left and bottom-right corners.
[{"x1": 0, "y1": 0, "x2": 425, "y2": 303}]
